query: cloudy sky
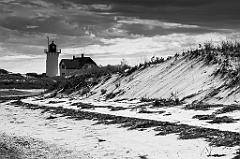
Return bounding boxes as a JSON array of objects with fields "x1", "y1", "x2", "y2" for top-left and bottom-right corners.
[{"x1": 0, "y1": 0, "x2": 240, "y2": 73}]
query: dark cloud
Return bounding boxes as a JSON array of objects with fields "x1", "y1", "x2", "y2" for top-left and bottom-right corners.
[
  {"x1": 0, "y1": 15, "x2": 85, "y2": 36},
  {"x1": 1, "y1": 0, "x2": 240, "y2": 56},
  {"x1": 2, "y1": 0, "x2": 240, "y2": 30},
  {"x1": 0, "y1": 7, "x2": 13, "y2": 14},
  {"x1": 2, "y1": 0, "x2": 239, "y2": 40},
  {"x1": 117, "y1": 23, "x2": 233, "y2": 37},
  {"x1": 63, "y1": 0, "x2": 240, "y2": 30}
]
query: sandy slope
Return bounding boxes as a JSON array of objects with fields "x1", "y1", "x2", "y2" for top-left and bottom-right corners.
[{"x1": 83, "y1": 56, "x2": 239, "y2": 104}]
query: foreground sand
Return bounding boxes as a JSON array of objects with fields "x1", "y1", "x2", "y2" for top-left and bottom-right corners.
[{"x1": 0, "y1": 99, "x2": 239, "y2": 159}]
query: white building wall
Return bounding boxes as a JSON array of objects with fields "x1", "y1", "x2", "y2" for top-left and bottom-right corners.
[
  {"x1": 59, "y1": 68, "x2": 77, "y2": 76},
  {"x1": 59, "y1": 63, "x2": 97, "y2": 76},
  {"x1": 46, "y1": 52, "x2": 60, "y2": 77}
]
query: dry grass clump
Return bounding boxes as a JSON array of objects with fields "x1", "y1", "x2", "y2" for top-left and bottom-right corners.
[
  {"x1": 0, "y1": 133, "x2": 87, "y2": 159},
  {"x1": 0, "y1": 134, "x2": 22, "y2": 159},
  {"x1": 192, "y1": 114, "x2": 238, "y2": 124},
  {"x1": 208, "y1": 116, "x2": 238, "y2": 124},
  {"x1": 140, "y1": 96, "x2": 182, "y2": 107},
  {"x1": 110, "y1": 106, "x2": 127, "y2": 111},
  {"x1": 71, "y1": 102, "x2": 93, "y2": 109},
  {"x1": 71, "y1": 101, "x2": 127, "y2": 111},
  {"x1": 192, "y1": 114, "x2": 215, "y2": 120},
  {"x1": 54, "y1": 64, "x2": 129, "y2": 94},
  {"x1": 232, "y1": 149, "x2": 240, "y2": 159},
  {"x1": 214, "y1": 104, "x2": 240, "y2": 114},
  {"x1": 138, "y1": 110, "x2": 165, "y2": 114},
  {"x1": 184, "y1": 101, "x2": 223, "y2": 110},
  {"x1": 0, "y1": 100, "x2": 7, "y2": 103},
  {"x1": 105, "y1": 90, "x2": 125, "y2": 100}
]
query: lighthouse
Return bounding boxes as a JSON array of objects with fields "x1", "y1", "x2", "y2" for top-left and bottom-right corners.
[{"x1": 44, "y1": 38, "x2": 61, "y2": 77}]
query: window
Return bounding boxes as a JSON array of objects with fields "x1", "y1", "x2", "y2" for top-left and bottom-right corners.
[{"x1": 84, "y1": 64, "x2": 92, "y2": 68}]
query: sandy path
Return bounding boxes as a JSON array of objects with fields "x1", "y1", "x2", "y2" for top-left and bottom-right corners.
[{"x1": 0, "y1": 101, "x2": 238, "y2": 159}]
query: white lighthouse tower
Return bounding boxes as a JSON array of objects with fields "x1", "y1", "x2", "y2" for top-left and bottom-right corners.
[{"x1": 44, "y1": 38, "x2": 61, "y2": 77}]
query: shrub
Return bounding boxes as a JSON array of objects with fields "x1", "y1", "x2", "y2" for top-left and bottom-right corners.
[
  {"x1": 126, "y1": 65, "x2": 138, "y2": 75},
  {"x1": 55, "y1": 64, "x2": 132, "y2": 94},
  {"x1": 192, "y1": 114, "x2": 215, "y2": 120},
  {"x1": 140, "y1": 97, "x2": 153, "y2": 102},
  {"x1": 105, "y1": 92, "x2": 116, "y2": 100},
  {"x1": 80, "y1": 87, "x2": 90, "y2": 96},
  {"x1": 208, "y1": 116, "x2": 237, "y2": 124},
  {"x1": 0, "y1": 69, "x2": 8, "y2": 74},
  {"x1": 166, "y1": 56, "x2": 172, "y2": 60},
  {"x1": 204, "y1": 41, "x2": 214, "y2": 52},
  {"x1": 174, "y1": 53, "x2": 180, "y2": 57},
  {"x1": 101, "y1": 89, "x2": 107, "y2": 95},
  {"x1": 105, "y1": 90, "x2": 124, "y2": 100},
  {"x1": 214, "y1": 105, "x2": 240, "y2": 114},
  {"x1": 180, "y1": 93, "x2": 196, "y2": 101},
  {"x1": 115, "y1": 82, "x2": 120, "y2": 88},
  {"x1": 184, "y1": 101, "x2": 223, "y2": 110}
]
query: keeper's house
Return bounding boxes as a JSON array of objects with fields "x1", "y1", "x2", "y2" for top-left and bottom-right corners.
[{"x1": 59, "y1": 54, "x2": 97, "y2": 76}]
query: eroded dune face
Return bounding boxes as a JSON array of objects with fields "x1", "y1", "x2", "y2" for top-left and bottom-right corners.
[{"x1": 89, "y1": 56, "x2": 234, "y2": 104}]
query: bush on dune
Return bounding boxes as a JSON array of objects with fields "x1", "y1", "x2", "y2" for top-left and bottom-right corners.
[{"x1": 55, "y1": 65, "x2": 131, "y2": 94}]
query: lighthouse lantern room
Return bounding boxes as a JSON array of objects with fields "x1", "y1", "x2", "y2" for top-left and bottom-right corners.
[{"x1": 44, "y1": 38, "x2": 61, "y2": 77}]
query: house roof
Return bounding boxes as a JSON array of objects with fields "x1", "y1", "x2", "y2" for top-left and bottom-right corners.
[{"x1": 59, "y1": 57, "x2": 97, "y2": 69}]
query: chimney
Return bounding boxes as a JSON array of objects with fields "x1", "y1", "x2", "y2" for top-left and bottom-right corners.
[
  {"x1": 81, "y1": 53, "x2": 84, "y2": 58},
  {"x1": 73, "y1": 55, "x2": 75, "y2": 60}
]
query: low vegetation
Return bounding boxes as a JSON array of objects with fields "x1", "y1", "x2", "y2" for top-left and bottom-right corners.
[
  {"x1": 208, "y1": 116, "x2": 238, "y2": 124},
  {"x1": 0, "y1": 72, "x2": 56, "y2": 89},
  {"x1": 0, "y1": 90, "x2": 30, "y2": 96},
  {"x1": 140, "y1": 96, "x2": 182, "y2": 107},
  {"x1": 0, "y1": 69, "x2": 9, "y2": 75},
  {"x1": 192, "y1": 114, "x2": 238, "y2": 124},
  {"x1": 0, "y1": 133, "x2": 80, "y2": 159},
  {"x1": 214, "y1": 104, "x2": 240, "y2": 114},
  {"x1": 71, "y1": 101, "x2": 127, "y2": 111},
  {"x1": 138, "y1": 110, "x2": 165, "y2": 114},
  {"x1": 233, "y1": 149, "x2": 240, "y2": 159},
  {"x1": 184, "y1": 101, "x2": 223, "y2": 110},
  {"x1": 53, "y1": 64, "x2": 130, "y2": 95},
  {"x1": 0, "y1": 134, "x2": 22, "y2": 159}
]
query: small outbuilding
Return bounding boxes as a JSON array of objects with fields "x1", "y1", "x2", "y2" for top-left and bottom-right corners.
[{"x1": 59, "y1": 54, "x2": 97, "y2": 76}]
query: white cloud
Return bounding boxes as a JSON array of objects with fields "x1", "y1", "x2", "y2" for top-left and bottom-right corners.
[
  {"x1": 0, "y1": 0, "x2": 15, "y2": 3},
  {"x1": 1, "y1": 54, "x2": 44, "y2": 61},
  {"x1": 62, "y1": 31, "x2": 236, "y2": 67},
  {"x1": 0, "y1": 54, "x2": 46, "y2": 73},
  {"x1": 31, "y1": 0, "x2": 50, "y2": 8},
  {"x1": 90, "y1": 4, "x2": 112, "y2": 11},
  {"x1": 26, "y1": 25, "x2": 39, "y2": 29},
  {"x1": 118, "y1": 18, "x2": 200, "y2": 29}
]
